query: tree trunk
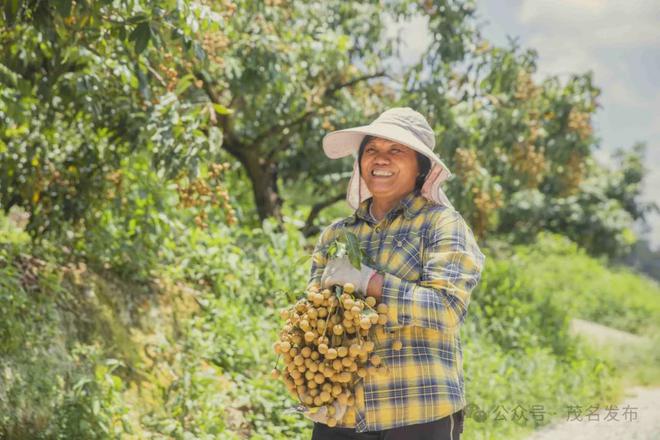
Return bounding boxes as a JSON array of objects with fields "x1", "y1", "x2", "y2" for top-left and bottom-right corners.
[{"x1": 223, "y1": 141, "x2": 283, "y2": 223}]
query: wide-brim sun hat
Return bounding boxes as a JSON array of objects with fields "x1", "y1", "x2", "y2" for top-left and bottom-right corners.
[{"x1": 321, "y1": 107, "x2": 454, "y2": 210}]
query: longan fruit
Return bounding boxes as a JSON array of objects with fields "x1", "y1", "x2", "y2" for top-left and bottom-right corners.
[
  {"x1": 270, "y1": 369, "x2": 280, "y2": 379},
  {"x1": 332, "y1": 359, "x2": 343, "y2": 371},
  {"x1": 314, "y1": 396, "x2": 323, "y2": 406},
  {"x1": 318, "y1": 344, "x2": 329, "y2": 354},
  {"x1": 280, "y1": 341, "x2": 291, "y2": 352},
  {"x1": 326, "y1": 348, "x2": 338, "y2": 360},
  {"x1": 365, "y1": 296, "x2": 377, "y2": 307},
  {"x1": 377, "y1": 315, "x2": 388, "y2": 325},
  {"x1": 320, "y1": 391, "x2": 331, "y2": 402},
  {"x1": 338, "y1": 372, "x2": 351, "y2": 383},
  {"x1": 357, "y1": 367, "x2": 367, "y2": 378},
  {"x1": 370, "y1": 355, "x2": 381, "y2": 366},
  {"x1": 376, "y1": 303, "x2": 388, "y2": 314},
  {"x1": 305, "y1": 331, "x2": 316, "y2": 342},
  {"x1": 333, "y1": 324, "x2": 344, "y2": 336},
  {"x1": 369, "y1": 314, "x2": 379, "y2": 325},
  {"x1": 343, "y1": 283, "x2": 355, "y2": 294},
  {"x1": 337, "y1": 346, "x2": 348, "y2": 358},
  {"x1": 392, "y1": 340, "x2": 403, "y2": 351},
  {"x1": 327, "y1": 417, "x2": 337, "y2": 427}
]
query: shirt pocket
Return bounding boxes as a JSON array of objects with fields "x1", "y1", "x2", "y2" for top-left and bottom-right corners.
[{"x1": 383, "y1": 232, "x2": 422, "y2": 282}]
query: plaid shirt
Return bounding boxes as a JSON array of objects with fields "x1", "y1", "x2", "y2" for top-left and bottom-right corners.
[{"x1": 306, "y1": 189, "x2": 486, "y2": 432}]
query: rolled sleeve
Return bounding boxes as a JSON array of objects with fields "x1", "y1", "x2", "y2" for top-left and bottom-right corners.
[{"x1": 380, "y1": 210, "x2": 486, "y2": 333}]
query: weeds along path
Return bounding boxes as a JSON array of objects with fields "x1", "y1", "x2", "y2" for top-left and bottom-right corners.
[{"x1": 525, "y1": 318, "x2": 659, "y2": 439}]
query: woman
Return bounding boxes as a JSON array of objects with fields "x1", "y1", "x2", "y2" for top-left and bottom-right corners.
[{"x1": 305, "y1": 107, "x2": 486, "y2": 440}]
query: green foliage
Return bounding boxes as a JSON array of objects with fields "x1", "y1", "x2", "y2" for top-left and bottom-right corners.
[
  {"x1": 0, "y1": 243, "x2": 130, "y2": 439},
  {"x1": 1, "y1": 0, "x2": 228, "y2": 237},
  {"x1": 512, "y1": 232, "x2": 660, "y2": 334}
]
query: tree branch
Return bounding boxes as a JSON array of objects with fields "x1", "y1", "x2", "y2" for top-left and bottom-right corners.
[
  {"x1": 324, "y1": 71, "x2": 387, "y2": 96},
  {"x1": 301, "y1": 192, "x2": 345, "y2": 237},
  {"x1": 253, "y1": 71, "x2": 389, "y2": 151}
]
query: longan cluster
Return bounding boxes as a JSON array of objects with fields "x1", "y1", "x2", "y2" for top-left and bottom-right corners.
[
  {"x1": 201, "y1": 31, "x2": 230, "y2": 66},
  {"x1": 272, "y1": 283, "x2": 399, "y2": 427},
  {"x1": 560, "y1": 151, "x2": 586, "y2": 195},
  {"x1": 155, "y1": 53, "x2": 181, "y2": 93},
  {"x1": 511, "y1": 142, "x2": 547, "y2": 187},
  {"x1": 453, "y1": 147, "x2": 479, "y2": 182},
  {"x1": 567, "y1": 108, "x2": 592, "y2": 141},
  {"x1": 176, "y1": 163, "x2": 236, "y2": 227},
  {"x1": 514, "y1": 70, "x2": 541, "y2": 101}
]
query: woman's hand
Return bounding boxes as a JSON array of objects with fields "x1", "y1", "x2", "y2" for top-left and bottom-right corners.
[
  {"x1": 303, "y1": 400, "x2": 348, "y2": 426},
  {"x1": 321, "y1": 256, "x2": 375, "y2": 295}
]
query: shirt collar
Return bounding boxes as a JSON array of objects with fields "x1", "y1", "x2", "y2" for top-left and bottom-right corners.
[{"x1": 345, "y1": 189, "x2": 426, "y2": 225}]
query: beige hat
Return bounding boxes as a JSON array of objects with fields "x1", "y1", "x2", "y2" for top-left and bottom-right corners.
[{"x1": 322, "y1": 107, "x2": 454, "y2": 210}]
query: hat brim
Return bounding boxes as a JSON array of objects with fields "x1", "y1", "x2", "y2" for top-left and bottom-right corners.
[{"x1": 322, "y1": 123, "x2": 452, "y2": 177}]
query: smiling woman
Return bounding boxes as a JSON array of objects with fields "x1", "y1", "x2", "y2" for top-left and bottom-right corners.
[
  {"x1": 303, "y1": 107, "x2": 486, "y2": 440},
  {"x1": 357, "y1": 136, "x2": 432, "y2": 221}
]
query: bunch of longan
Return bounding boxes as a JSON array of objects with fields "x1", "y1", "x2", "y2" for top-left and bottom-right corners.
[{"x1": 272, "y1": 282, "x2": 398, "y2": 427}]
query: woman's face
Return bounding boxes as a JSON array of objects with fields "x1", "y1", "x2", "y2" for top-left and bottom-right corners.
[{"x1": 360, "y1": 137, "x2": 419, "y2": 201}]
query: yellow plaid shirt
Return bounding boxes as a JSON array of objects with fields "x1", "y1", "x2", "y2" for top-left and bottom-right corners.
[{"x1": 306, "y1": 189, "x2": 486, "y2": 432}]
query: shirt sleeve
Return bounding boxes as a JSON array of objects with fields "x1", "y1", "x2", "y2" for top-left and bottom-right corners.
[{"x1": 380, "y1": 209, "x2": 486, "y2": 333}]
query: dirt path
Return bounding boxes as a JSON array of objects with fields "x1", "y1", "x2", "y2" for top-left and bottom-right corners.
[
  {"x1": 525, "y1": 386, "x2": 660, "y2": 440},
  {"x1": 525, "y1": 319, "x2": 659, "y2": 439}
]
